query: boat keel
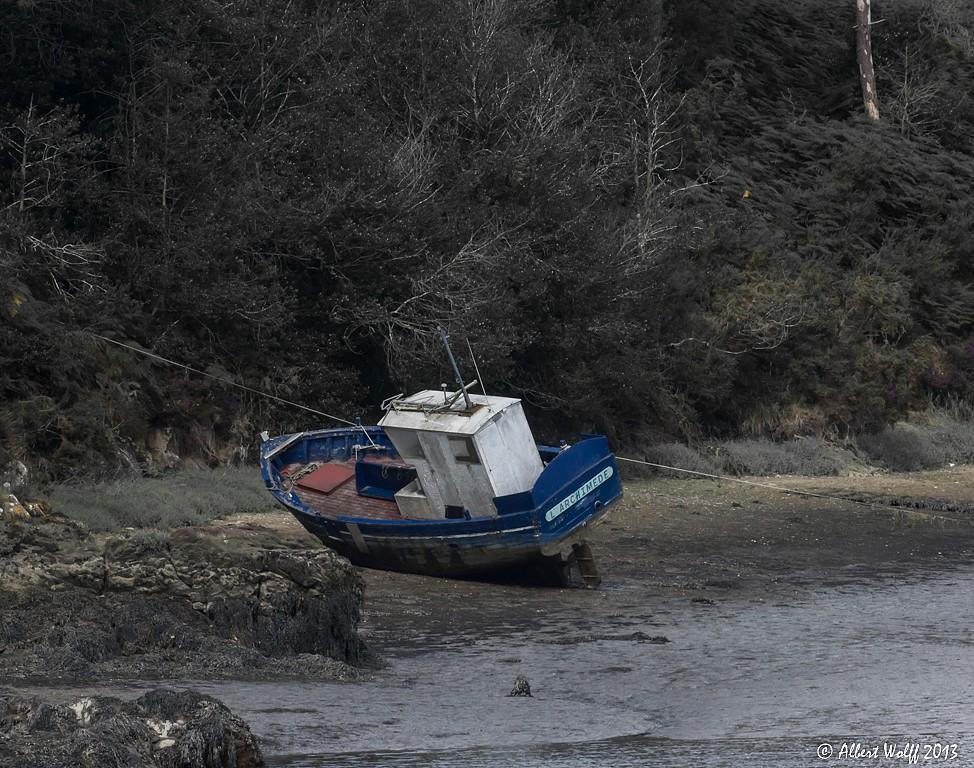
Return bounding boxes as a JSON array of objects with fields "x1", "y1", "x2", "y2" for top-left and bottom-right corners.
[{"x1": 546, "y1": 541, "x2": 602, "y2": 589}]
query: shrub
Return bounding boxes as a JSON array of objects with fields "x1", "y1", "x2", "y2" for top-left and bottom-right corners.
[
  {"x1": 624, "y1": 436, "x2": 860, "y2": 479},
  {"x1": 709, "y1": 437, "x2": 858, "y2": 477},
  {"x1": 856, "y1": 406, "x2": 974, "y2": 472},
  {"x1": 855, "y1": 425, "x2": 943, "y2": 472},
  {"x1": 918, "y1": 410, "x2": 974, "y2": 465},
  {"x1": 632, "y1": 442, "x2": 721, "y2": 479}
]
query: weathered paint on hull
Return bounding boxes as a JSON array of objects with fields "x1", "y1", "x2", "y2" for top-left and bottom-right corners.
[
  {"x1": 260, "y1": 426, "x2": 623, "y2": 580},
  {"x1": 281, "y1": 497, "x2": 615, "y2": 578},
  {"x1": 284, "y1": 506, "x2": 542, "y2": 577},
  {"x1": 299, "y1": 518, "x2": 542, "y2": 577}
]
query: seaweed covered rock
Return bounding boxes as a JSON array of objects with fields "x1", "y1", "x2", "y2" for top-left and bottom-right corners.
[
  {"x1": 0, "y1": 688, "x2": 262, "y2": 768},
  {"x1": 507, "y1": 674, "x2": 532, "y2": 697},
  {"x1": 0, "y1": 514, "x2": 368, "y2": 680}
]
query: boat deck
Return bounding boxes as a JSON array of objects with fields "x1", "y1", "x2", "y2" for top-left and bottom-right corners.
[{"x1": 282, "y1": 457, "x2": 405, "y2": 521}]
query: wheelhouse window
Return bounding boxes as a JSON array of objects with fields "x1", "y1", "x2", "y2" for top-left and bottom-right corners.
[{"x1": 448, "y1": 435, "x2": 480, "y2": 464}]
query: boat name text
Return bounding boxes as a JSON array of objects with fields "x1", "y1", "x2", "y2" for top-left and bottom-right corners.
[{"x1": 544, "y1": 466, "x2": 614, "y2": 522}]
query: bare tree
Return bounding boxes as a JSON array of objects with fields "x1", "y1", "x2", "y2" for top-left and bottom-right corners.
[
  {"x1": 1, "y1": 98, "x2": 84, "y2": 215},
  {"x1": 338, "y1": 224, "x2": 512, "y2": 370},
  {"x1": 624, "y1": 50, "x2": 685, "y2": 270},
  {"x1": 886, "y1": 45, "x2": 942, "y2": 139},
  {"x1": 456, "y1": 0, "x2": 545, "y2": 140},
  {"x1": 0, "y1": 99, "x2": 104, "y2": 296},
  {"x1": 514, "y1": 40, "x2": 580, "y2": 144},
  {"x1": 603, "y1": 48, "x2": 717, "y2": 299},
  {"x1": 856, "y1": 0, "x2": 881, "y2": 120}
]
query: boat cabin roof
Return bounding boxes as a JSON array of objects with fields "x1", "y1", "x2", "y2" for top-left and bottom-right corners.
[{"x1": 378, "y1": 390, "x2": 522, "y2": 435}]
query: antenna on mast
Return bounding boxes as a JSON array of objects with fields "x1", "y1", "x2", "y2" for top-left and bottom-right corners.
[
  {"x1": 466, "y1": 337, "x2": 487, "y2": 399},
  {"x1": 439, "y1": 328, "x2": 473, "y2": 410}
]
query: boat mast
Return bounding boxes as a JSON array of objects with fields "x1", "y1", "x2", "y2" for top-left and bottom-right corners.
[{"x1": 440, "y1": 328, "x2": 473, "y2": 410}]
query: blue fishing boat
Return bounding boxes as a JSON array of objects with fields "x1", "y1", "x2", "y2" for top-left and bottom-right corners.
[{"x1": 259, "y1": 385, "x2": 622, "y2": 586}]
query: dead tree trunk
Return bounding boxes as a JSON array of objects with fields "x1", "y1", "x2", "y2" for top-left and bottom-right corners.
[{"x1": 856, "y1": 0, "x2": 881, "y2": 120}]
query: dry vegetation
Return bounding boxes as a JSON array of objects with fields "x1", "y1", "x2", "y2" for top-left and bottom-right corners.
[
  {"x1": 37, "y1": 403, "x2": 974, "y2": 535},
  {"x1": 626, "y1": 403, "x2": 974, "y2": 479},
  {"x1": 45, "y1": 466, "x2": 272, "y2": 531}
]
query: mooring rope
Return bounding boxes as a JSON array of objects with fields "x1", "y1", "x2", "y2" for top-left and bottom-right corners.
[
  {"x1": 615, "y1": 455, "x2": 966, "y2": 525},
  {"x1": 80, "y1": 331, "x2": 969, "y2": 524},
  {"x1": 86, "y1": 332, "x2": 378, "y2": 447}
]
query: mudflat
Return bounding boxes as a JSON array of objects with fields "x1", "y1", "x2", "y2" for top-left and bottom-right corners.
[
  {"x1": 355, "y1": 467, "x2": 974, "y2": 649},
  {"x1": 202, "y1": 466, "x2": 974, "y2": 766},
  {"x1": 4, "y1": 467, "x2": 974, "y2": 766}
]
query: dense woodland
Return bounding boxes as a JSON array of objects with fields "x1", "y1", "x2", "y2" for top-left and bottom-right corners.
[{"x1": 2, "y1": 0, "x2": 974, "y2": 477}]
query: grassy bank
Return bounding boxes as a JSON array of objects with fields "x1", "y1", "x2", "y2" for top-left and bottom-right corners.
[
  {"x1": 46, "y1": 466, "x2": 272, "y2": 531},
  {"x1": 626, "y1": 402, "x2": 974, "y2": 479},
  {"x1": 34, "y1": 403, "x2": 974, "y2": 532}
]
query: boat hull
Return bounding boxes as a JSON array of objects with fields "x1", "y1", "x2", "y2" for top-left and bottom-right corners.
[
  {"x1": 289, "y1": 507, "x2": 546, "y2": 577},
  {"x1": 259, "y1": 426, "x2": 622, "y2": 580}
]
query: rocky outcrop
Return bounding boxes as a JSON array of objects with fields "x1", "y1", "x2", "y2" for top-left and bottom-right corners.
[
  {"x1": 2, "y1": 492, "x2": 30, "y2": 521},
  {"x1": 0, "y1": 688, "x2": 263, "y2": 768},
  {"x1": 0, "y1": 513, "x2": 369, "y2": 681},
  {"x1": 1, "y1": 459, "x2": 29, "y2": 494}
]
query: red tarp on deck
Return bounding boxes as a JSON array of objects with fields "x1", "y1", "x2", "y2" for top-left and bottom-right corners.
[{"x1": 296, "y1": 463, "x2": 356, "y2": 494}]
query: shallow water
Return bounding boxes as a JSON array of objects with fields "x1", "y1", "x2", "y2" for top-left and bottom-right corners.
[
  {"x1": 235, "y1": 563, "x2": 974, "y2": 766},
  {"x1": 20, "y1": 561, "x2": 974, "y2": 766}
]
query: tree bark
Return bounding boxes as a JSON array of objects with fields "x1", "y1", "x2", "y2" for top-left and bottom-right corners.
[
  {"x1": 17, "y1": 96, "x2": 34, "y2": 214},
  {"x1": 856, "y1": 0, "x2": 881, "y2": 120}
]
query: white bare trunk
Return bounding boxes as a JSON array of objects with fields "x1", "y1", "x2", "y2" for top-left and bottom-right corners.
[{"x1": 857, "y1": 0, "x2": 881, "y2": 120}]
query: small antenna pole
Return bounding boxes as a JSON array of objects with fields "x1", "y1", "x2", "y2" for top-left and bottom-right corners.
[
  {"x1": 466, "y1": 337, "x2": 487, "y2": 399},
  {"x1": 440, "y1": 328, "x2": 472, "y2": 409}
]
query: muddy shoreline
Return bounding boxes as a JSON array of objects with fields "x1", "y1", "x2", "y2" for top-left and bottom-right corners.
[
  {"x1": 358, "y1": 467, "x2": 974, "y2": 653},
  {"x1": 4, "y1": 467, "x2": 974, "y2": 765},
  {"x1": 7, "y1": 466, "x2": 969, "y2": 676}
]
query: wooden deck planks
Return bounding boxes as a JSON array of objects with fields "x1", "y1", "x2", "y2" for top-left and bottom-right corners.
[{"x1": 291, "y1": 461, "x2": 404, "y2": 520}]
